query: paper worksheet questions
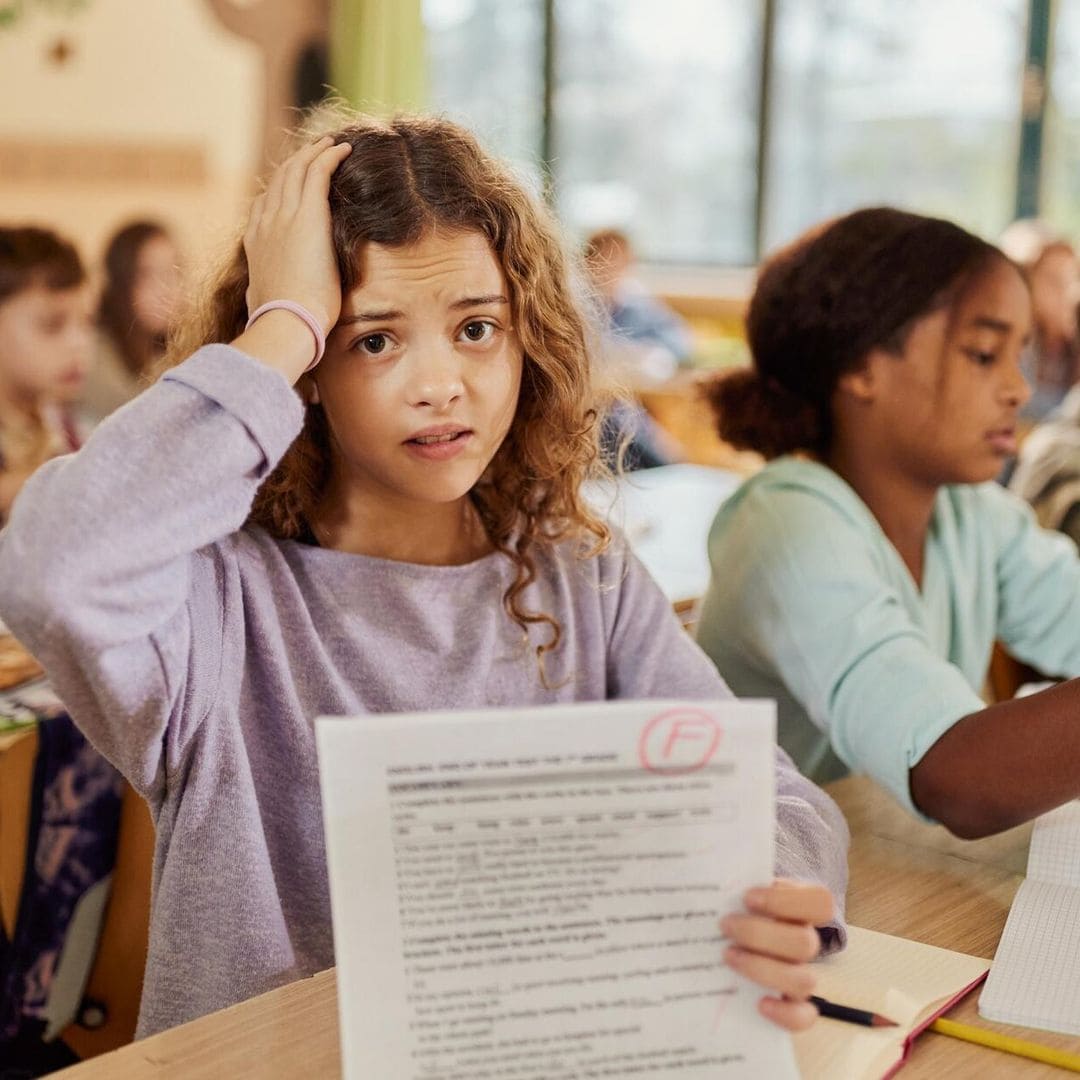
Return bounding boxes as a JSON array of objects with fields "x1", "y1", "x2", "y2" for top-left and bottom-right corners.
[{"x1": 317, "y1": 700, "x2": 796, "y2": 1080}]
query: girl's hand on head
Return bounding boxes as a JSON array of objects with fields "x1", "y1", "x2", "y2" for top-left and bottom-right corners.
[
  {"x1": 720, "y1": 879, "x2": 835, "y2": 1032},
  {"x1": 243, "y1": 136, "x2": 352, "y2": 335}
]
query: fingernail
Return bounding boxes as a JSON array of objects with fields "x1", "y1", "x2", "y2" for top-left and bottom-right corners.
[
  {"x1": 745, "y1": 888, "x2": 768, "y2": 908},
  {"x1": 719, "y1": 915, "x2": 734, "y2": 936}
]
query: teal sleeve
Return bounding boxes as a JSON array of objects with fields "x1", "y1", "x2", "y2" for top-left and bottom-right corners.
[
  {"x1": 984, "y1": 484, "x2": 1080, "y2": 677},
  {"x1": 703, "y1": 486, "x2": 985, "y2": 816}
]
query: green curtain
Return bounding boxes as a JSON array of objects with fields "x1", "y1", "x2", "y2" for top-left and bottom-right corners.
[{"x1": 330, "y1": 0, "x2": 426, "y2": 114}]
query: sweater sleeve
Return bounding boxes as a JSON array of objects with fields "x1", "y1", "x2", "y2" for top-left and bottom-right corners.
[
  {"x1": 0, "y1": 345, "x2": 305, "y2": 801},
  {"x1": 982, "y1": 483, "x2": 1080, "y2": 677},
  {"x1": 600, "y1": 540, "x2": 849, "y2": 950},
  {"x1": 696, "y1": 484, "x2": 988, "y2": 820}
]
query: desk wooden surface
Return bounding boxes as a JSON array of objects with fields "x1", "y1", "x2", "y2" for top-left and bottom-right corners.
[{"x1": 53, "y1": 775, "x2": 1080, "y2": 1079}]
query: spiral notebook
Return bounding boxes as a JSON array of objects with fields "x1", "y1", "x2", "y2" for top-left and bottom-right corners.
[
  {"x1": 793, "y1": 927, "x2": 989, "y2": 1080},
  {"x1": 979, "y1": 799, "x2": 1080, "y2": 1036}
]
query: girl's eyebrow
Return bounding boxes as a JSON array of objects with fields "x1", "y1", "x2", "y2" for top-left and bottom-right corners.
[
  {"x1": 338, "y1": 308, "x2": 405, "y2": 325},
  {"x1": 450, "y1": 294, "x2": 508, "y2": 310},
  {"x1": 337, "y1": 296, "x2": 508, "y2": 326},
  {"x1": 970, "y1": 316, "x2": 1011, "y2": 334},
  {"x1": 966, "y1": 314, "x2": 1032, "y2": 347}
]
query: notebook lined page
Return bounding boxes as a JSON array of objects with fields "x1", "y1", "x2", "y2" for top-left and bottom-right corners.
[{"x1": 979, "y1": 801, "x2": 1080, "y2": 1036}]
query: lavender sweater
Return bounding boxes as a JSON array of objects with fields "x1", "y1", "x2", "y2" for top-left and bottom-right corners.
[{"x1": 0, "y1": 346, "x2": 848, "y2": 1037}]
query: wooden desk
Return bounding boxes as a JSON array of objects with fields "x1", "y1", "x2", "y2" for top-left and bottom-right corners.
[
  {"x1": 831, "y1": 776, "x2": 1077, "y2": 1078},
  {"x1": 52, "y1": 775, "x2": 1080, "y2": 1079}
]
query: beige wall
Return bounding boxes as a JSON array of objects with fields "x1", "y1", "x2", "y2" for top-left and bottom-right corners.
[{"x1": 0, "y1": 0, "x2": 263, "y2": 278}]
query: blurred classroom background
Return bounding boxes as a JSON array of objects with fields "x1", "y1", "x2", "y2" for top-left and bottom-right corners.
[
  {"x1": 2, "y1": 0, "x2": 1076, "y2": 464},
  {"x1": 3, "y1": 2, "x2": 1080, "y2": 1072},
  {"x1": 7, "y1": 1, "x2": 1077, "y2": 260}
]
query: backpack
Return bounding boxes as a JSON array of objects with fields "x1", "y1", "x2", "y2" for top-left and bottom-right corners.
[{"x1": 0, "y1": 714, "x2": 123, "y2": 1075}]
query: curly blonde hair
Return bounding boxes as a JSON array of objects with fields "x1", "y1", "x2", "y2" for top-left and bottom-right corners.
[{"x1": 167, "y1": 112, "x2": 613, "y2": 675}]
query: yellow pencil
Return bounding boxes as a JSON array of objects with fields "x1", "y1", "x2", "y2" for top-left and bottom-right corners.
[{"x1": 930, "y1": 1017, "x2": 1080, "y2": 1073}]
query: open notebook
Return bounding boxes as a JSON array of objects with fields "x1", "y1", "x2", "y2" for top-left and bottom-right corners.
[
  {"x1": 979, "y1": 799, "x2": 1080, "y2": 1036},
  {"x1": 793, "y1": 927, "x2": 989, "y2": 1080}
]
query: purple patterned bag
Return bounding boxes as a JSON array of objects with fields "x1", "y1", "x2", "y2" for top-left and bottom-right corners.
[{"x1": 0, "y1": 714, "x2": 124, "y2": 1052}]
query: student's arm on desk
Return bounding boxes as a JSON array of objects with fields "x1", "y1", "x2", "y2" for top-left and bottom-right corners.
[
  {"x1": 911, "y1": 679, "x2": 1080, "y2": 838},
  {"x1": 912, "y1": 487, "x2": 1080, "y2": 838}
]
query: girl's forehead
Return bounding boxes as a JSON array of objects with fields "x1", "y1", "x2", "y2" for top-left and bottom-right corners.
[
  {"x1": 951, "y1": 260, "x2": 1030, "y2": 326},
  {"x1": 354, "y1": 231, "x2": 504, "y2": 289}
]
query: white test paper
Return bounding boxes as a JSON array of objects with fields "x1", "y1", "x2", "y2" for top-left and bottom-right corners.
[{"x1": 317, "y1": 699, "x2": 796, "y2": 1080}]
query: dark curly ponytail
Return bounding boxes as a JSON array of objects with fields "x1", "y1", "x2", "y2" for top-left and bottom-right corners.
[{"x1": 708, "y1": 207, "x2": 1002, "y2": 458}]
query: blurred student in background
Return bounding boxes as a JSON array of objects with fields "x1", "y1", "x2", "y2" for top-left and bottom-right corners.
[
  {"x1": 82, "y1": 220, "x2": 183, "y2": 421},
  {"x1": 0, "y1": 226, "x2": 92, "y2": 520},
  {"x1": 695, "y1": 207, "x2": 1080, "y2": 841},
  {"x1": 585, "y1": 227, "x2": 693, "y2": 375},
  {"x1": 1003, "y1": 222, "x2": 1080, "y2": 534},
  {"x1": 999, "y1": 218, "x2": 1080, "y2": 421},
  {"x1": 584, "y1": 228, "x2": 687, "y2": 469},
  {"x1": 1009, "y1": 385, "x2": 1080, "y2": 547}
]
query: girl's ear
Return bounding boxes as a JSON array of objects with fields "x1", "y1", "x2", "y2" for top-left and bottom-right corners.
[
  {"x1": 835, "y1": 353, "x2": 882, "y2": 404},
  {"x1": 301, "y1": 374, "x2": 321, "y2": 406}
]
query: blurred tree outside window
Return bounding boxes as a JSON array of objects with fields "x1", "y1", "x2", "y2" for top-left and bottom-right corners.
[
  {"x1": 763, "y1": 0, "x2": 1026, "y2": 252},
  {"x1": 425, "y1": 0, "x2": 1049, "y2": 266},
  {"x1": 551, "y1": 0, "x2": 759, "y2": 265},
  {"x1": 424, "y1": 0, "x2": 545, "y2": 187},
  {"x1": 1043, "y1": 1, "x2": 1080, "y2": 237}
]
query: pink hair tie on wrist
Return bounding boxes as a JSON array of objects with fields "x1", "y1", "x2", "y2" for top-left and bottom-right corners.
[{"x1": 244, "y1": 300, "x2": 327, "y2": 372}]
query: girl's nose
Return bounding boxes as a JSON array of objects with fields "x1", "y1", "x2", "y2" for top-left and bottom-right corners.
[
  {"x1": 408, "y1": 345, "x2": 465, "y2": 411},
  {"x1": 1003, "y1": 355, "x2": 1032, "y2": 409}
]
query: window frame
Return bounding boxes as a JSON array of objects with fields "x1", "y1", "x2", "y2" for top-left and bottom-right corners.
[{"x1": 432, "y1": 0, "x2": 1051, "y2": 267}]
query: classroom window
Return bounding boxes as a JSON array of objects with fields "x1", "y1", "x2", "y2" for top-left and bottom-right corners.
[
  {"x1": 551, "y1": 0, "x2": 760, "y2": 264},
  {"x1": 763, "y1": 0, "x2": 1027, "y2": 253},
  {"x1": 424, "y1": 1, "x2": 1050, "y2": 265},
  {"x1": 424, "y1": 0, "x2": 545, "y2": 177},
  {"x1": 1042, "y1": 1, "x2": 1080, "y2": 237}
]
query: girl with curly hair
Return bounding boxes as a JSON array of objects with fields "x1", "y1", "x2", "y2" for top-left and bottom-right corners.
[{"x1": 0, "y1": 116, "x2": 847, "y2": 1038}]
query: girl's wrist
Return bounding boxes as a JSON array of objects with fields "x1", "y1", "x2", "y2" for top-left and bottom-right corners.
[
  {"x1": 231, "y1": 310, "x2": 320, "y2": 384},
  {"x1": 245, "y1": 300, "x2": 327, "y2": 368}
]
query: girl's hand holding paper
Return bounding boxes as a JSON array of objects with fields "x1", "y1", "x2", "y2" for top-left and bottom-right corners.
[{"x1": 721, "y1": 879, "x2": 835, "y2": 1032}]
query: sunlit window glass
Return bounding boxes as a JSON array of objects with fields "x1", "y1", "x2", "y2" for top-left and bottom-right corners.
[
  {"x1": 552, "y1": 0, "x2": 760, "y2": 264},
  {"x1": 424, "y1": 0, "x2": 545, "y2": 175},
  {"x1": 764, "y1": 0, "x2": 1026, "y2": 253},
  {"x1": 1043, "y1": 3, "x2": 1080, "y2": 237}
]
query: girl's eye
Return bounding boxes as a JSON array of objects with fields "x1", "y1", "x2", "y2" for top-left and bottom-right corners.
[
  {"x1": 358, "y1": 333, "x2": 389, "y2": 355},
  {"x1": 461, "y1": 321, "x2": 495, "y2": 344},
  {"x1": 966, "y1": 348, "x2": 996, "y2": 366}
]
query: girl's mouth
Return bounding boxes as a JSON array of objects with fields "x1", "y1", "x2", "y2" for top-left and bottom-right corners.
[
  {"x1": 411, "y1": 431, "x2": 467, "y2": 445},
  {"x1": 404, "y1": 429, "x2": 474, "y2": 460}
]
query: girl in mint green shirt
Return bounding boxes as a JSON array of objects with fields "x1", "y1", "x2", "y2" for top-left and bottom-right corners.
[{"x1": 696, "y1": 207, "x2": 1080, "y2": 839}]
